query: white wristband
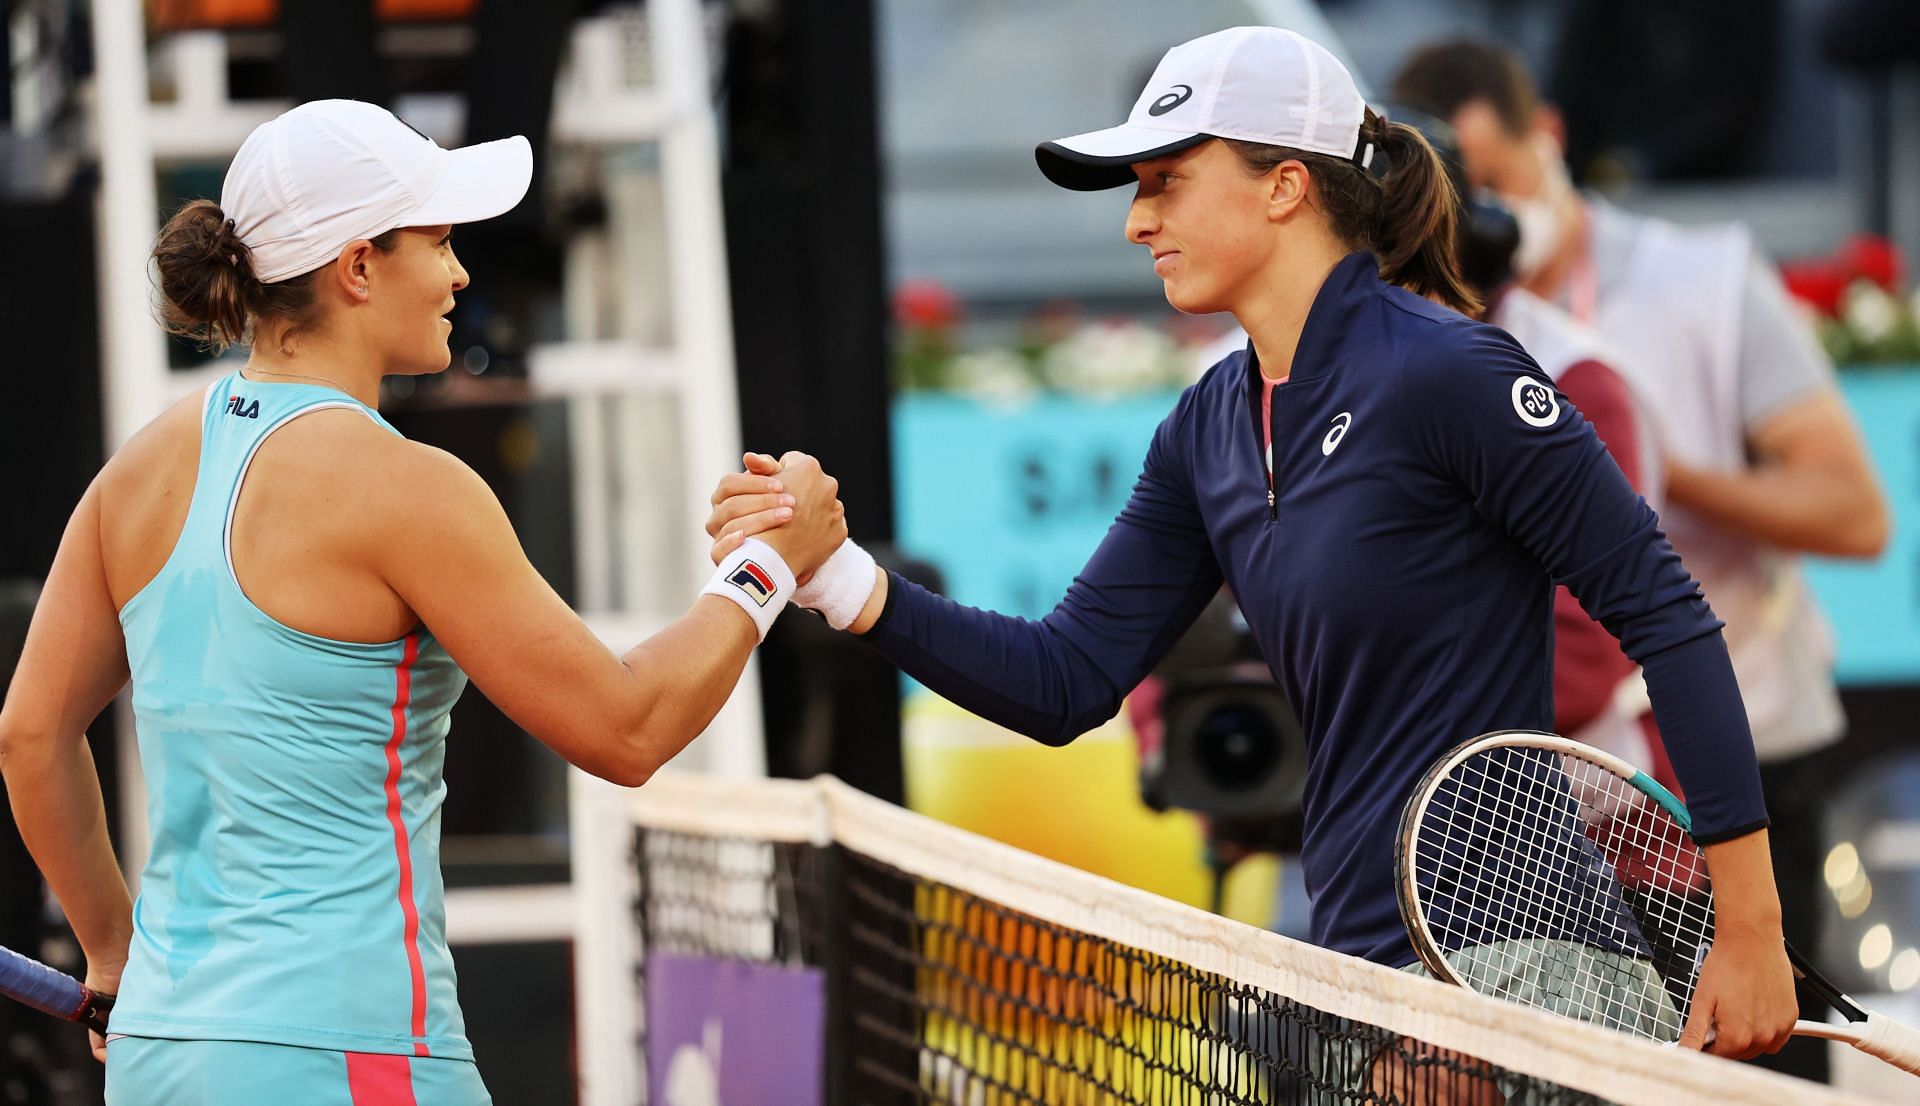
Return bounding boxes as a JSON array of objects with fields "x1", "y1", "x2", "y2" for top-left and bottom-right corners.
[
  {"x1": 793, "y1": 539, "x2": 878, "y2": 630},
  {"x1": 702, "y1": 537, "x2": 795, "y2": 641}
]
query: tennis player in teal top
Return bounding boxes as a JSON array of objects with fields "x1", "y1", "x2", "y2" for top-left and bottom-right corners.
[{"x1": 0, "y1": 100, "x2": 845, "y2": 1104}]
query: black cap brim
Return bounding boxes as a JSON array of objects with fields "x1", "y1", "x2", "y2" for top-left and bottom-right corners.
[{"x1": 1034, "y1": 130, "x2": 1212, "y2": 191}]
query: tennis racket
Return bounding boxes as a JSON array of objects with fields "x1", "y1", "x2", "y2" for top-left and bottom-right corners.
[
  {"x1": 1395, "y1": 730, "x2": 1920, "y2": 1075},
  {"x1": 0, "y1": 942, "x2": 112, "y2": 1034}
]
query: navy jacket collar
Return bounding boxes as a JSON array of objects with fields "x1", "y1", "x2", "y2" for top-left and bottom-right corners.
[{"x1": 1246, "y1": 250, "x2": 1382, "y2": 385}]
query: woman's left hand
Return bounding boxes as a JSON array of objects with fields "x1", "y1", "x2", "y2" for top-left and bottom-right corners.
[{"x1": 1677, "y1": 927, "x2": 1797, "y2": 1060}]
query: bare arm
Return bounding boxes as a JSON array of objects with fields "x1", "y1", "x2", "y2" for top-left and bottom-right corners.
[
  {"x1": 1681, "y1": 830, "x2": 1795, "y2": 1059},
  {"x1": 0, "y1": 482, "x2": 136, "y2": 1033},
  {"x1": 374, "y1": 445, "x2": 843, "y2": 786},
  {"x1": 1665, "y1": 389, "x2": 1889, "y2": 558}
]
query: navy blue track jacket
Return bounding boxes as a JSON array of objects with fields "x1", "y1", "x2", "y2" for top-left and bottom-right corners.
[{"x1": 863, "y1": 252, "x2": 1768, "y2": 966}]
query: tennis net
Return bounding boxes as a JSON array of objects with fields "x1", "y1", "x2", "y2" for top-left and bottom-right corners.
[{"x1": 569, "y1": 771, "x2": 1883, "y2": 1106}]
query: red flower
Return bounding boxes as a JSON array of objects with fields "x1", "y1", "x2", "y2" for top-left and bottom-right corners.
[
  {"x1": 1781, "y1": 234, "x2": 1905, "y2": 319},
  {"x1": 893, "y1": 280, "x2": 960, "y2": 331}
]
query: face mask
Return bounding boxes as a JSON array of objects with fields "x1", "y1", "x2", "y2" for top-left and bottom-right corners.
[
  {"x1": 1507, "y1": 192, "x2": 1564, "y2": 279},
  {"x1": 1503, "y1": 135, "x2": 1572, "y2": 279}
]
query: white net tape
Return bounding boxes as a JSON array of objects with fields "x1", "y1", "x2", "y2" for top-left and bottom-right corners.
[{"x1": 605, "y1": 770, "x2": 1887, "y2": 1106}]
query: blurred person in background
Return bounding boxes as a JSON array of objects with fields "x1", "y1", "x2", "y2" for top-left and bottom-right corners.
[
  {"x1": 0, "y1": 100, "x2": 842, "y2": 1103},
  {"x1": 710, "y1": 25, "x2": 1799, "y2": 1076},
  {"x1": 1392, "y1": 37, "x2": 1891, "y2": 1083}
]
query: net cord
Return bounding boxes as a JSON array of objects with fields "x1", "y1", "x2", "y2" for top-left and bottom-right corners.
[{"x1": 624, "y1": 768, "x2": 1882, "y2": 1106}]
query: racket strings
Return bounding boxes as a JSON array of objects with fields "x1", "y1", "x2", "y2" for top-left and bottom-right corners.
[
  {"x1": 1412, "y1": 747, "x2": 1714, "y2": 1040},
  {"x1": 1426, "y1": 756, "x2": 1641, "y2": 1027},
  {"x1": 1446, "y1": 755, "x2": 1653, "y2": 1031}
]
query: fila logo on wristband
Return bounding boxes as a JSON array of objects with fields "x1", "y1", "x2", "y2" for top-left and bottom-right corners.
[
  {"x1": 704, "y1": 538, "x2": 794, "y2": 641},
  {"x1": 728, "y1": 561, "x2": 779, "y2": 606}
]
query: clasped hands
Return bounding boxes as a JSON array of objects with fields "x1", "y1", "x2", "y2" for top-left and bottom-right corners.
[
  {"x1": 706, "y1": 451, "x2": 844, "y2": 580},
  {"x1": 706, "y1": 452, "x2": 882, "y2": 631}
]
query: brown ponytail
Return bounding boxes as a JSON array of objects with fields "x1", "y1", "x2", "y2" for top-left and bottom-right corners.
[
  {"x1": 1225, "y1": 108, "x2": 1481, "y2": 317},
  {"x1": 153, "y1": 199, "x2": 400, "y2": 354}
]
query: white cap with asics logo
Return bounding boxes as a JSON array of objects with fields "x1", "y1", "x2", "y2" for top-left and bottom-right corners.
[
  {"x1": 1035, "y1": 26, "x2": 1370, "y2": 192},
  {"x1": 221, "y1": 99, "x2": 533, "y2": 283}
]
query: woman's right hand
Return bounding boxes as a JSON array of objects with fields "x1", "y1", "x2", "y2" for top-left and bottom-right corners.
[
  {"x1": 84, "y1": 958, "x2": 123, "y2": 1063},
  {"x1": 723, "y1": 452, "x2": 844, "y2": 579}
]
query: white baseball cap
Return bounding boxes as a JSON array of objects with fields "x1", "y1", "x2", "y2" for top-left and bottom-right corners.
[
  {"x1": 1037, "y1": 27, "x2": 1372, "y2": 191},
  {"x1": 221, "y1": 99, "x2": 534, "y2": 283}
]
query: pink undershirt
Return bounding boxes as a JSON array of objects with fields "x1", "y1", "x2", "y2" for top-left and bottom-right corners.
[{"x1": 1262, "y1": 374, "x2": 1288, "y2": 481}]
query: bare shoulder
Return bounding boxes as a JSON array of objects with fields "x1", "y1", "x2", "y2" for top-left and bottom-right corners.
[
  {"x1": 95, "y1": 389, "x2": 211, "y2": 604},
  {"x1": 96, "y1": 388, "x2": 208, "y2": 499},
  {"x1": 262, "y1": 409, "x2": 503, "y2": 529}
]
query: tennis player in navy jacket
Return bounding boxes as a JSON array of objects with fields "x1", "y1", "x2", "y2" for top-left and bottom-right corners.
[{"x1": 706, "y1": 27, "x2": 1796, "y2": 1062}]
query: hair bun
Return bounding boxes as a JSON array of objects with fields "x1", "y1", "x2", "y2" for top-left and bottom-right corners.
[{"x1": 155, "y1": 198, "x2": 257, "y2": 353}]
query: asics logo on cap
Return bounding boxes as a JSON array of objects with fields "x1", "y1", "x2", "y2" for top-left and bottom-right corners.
[{"x1": 1147, "y1": 85, "x2": 1194, "y2": 116}]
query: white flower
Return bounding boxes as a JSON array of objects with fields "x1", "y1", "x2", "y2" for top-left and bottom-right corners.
[
  {"x1": 947, "y1": 349, "x2": 1036, "y2": 409},
  {"x1": 1040, "y1": 321, "x2": 1183, "y2": 398},
  {"x1": 1843, "y1": 280, "x2": 1901, "y2": 344}
]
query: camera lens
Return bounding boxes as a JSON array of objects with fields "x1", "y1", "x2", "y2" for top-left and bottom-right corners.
[{"x1": 1194, "y1": 704, "x2": 1281, "y2": 791}]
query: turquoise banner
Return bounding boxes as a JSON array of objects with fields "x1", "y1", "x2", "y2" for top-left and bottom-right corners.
[
  {"x1": 1803, "y1": 368, "x2": 1920, "y2": 686},
  {"x1": 894, "y1": 369, "x2": 1920, "y2": 687},
  {"x1": 893, "y1": 393, "x2": 1176, "y2": 619}
]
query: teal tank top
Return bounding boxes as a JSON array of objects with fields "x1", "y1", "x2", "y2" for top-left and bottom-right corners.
[{"x1": 112, "y1": 372, "x2": 472, "y2": 1059}]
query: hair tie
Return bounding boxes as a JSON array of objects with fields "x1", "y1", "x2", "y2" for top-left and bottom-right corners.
[
  {"x1": 222, "y1": 218, "x2": 241, "y2": 267},
  {"x1": 1353, "y1": 117, "x2": 1393, "y2": 181},
  {"x1": 1359, "y1": 134, "x2": 1394, "y2": 181}
]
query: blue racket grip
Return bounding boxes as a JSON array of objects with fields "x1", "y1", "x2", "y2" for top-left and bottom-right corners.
[{"x1": 0, "y1": 944, "x2": 112, "y2": 1032}]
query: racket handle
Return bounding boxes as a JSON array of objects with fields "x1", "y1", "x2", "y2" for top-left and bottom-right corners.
[
  {"x1": 0, "y1": 944, "x2": 111, "y2": 1033},
  {"x1": 1793, "y1": 1016, "x2": 1920, "y2": 1076}
]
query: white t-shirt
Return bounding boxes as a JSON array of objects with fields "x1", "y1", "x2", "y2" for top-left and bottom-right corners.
[{"x1": 1577, "y1": 198, "x2": 1845, "y2": 761}]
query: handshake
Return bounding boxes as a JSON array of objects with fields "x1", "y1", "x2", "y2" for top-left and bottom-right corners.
[{"x1": 703, "y1": 451, "x2": 879, "y2": 633}]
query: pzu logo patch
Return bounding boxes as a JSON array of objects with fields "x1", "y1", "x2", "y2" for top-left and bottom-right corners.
[
  {"x1": 225, "y1": 395, "x2": 260, "y2": 419},
  {"x1": 1510, "y1": 377, "x2": 1560, "y2": 428},
  {"x1": 728, "y1": 560, "x2": 778, "y2": 606}
]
